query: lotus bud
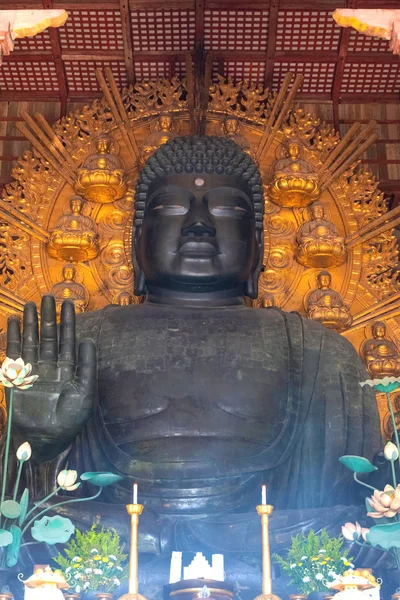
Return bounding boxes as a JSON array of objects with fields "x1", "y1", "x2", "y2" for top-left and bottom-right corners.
[
  {"x1": 57, "y1": 469, "x2": 79, "y2": 491},
  {"x1": 341, "y1": 522, "x2": 361, "y2": 541},
  {"x1": 384, "y1": 441, "x2": 399, "y2": 461},
  {"x1": 16, "y1": 441, "x2": 31, "y2": 462}
]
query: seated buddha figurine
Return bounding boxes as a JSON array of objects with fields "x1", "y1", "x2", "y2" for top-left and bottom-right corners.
[
  {"x1": 221, "y1": 115, "x2": 251, "y2": 155},
  {"x1": 140, "y1": 112, "x2": 178, "y2": 164},
  {"x1": 296, "y1": 202, "x2": 347, "y2": 268},
  {"x1": 6, "y1": 137, "x2": 379, "y2": 599},
  {"x1": 362, "y1": 321, "x2": 400, "y2": 378},
  {"x1": 50, "y1": 264, "x2": 89, "y2": 316},
  {"x1": 307, "y1": 270, "x2": 353, "y2": 331},
  {"x1": 269, "y1": 139, "x2": 320, "y2": 208},
  {"x1": 46, "y1": 195, "x2": 100, "y2": 262},
  {"x1": 75, "y1": 134, "x2": 127, "y2": 204}
]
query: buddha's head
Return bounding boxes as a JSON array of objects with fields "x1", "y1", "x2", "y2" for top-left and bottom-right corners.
[
  {"x1": 311, "y1": 202, "x2": 325, "y2": 220},
  {"x1": 224, "y1": 116, "x2": 240, "y2": 135},
  {"x1": 70, "y1": 195, "x2": 83, "y2": 215},
  {"x1": 62, "y1": 264, "x2": 76, "y2": 282},
  {"x1": 159, "y1": 113, "x2": 173, "y2": 132},
  {"x1": 133, "y1": 136, "x2": 264, "y2": 300},
  {"x1": 287, "y1": 140, "x2": 301, "y2": 161},
  {"x1": 372, "y1": 321, "x2": 386, "y2": 339},
  {"x1": 96, "y1": 134, "x2": 112, "y2": 154},
  {"x1": 317, "y1": 270, "x2": 332, "y2": 289}
]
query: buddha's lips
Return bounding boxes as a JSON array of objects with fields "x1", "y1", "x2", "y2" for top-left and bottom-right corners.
[{"x1": 177, "y1": 240, "x2": 218, "y2": 256}]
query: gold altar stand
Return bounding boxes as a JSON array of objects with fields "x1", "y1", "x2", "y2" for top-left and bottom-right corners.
[{"x1": 165, "y1": 579, "x2": 234, "y2": 600}]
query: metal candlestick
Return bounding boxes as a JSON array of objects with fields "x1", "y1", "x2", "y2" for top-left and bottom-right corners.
[
  {"x1": 118, "y1": 504, "x2": 147, "y2": 600},
  {"x1": 253, "y1": 504, "x2": 281, "y2": 600}
]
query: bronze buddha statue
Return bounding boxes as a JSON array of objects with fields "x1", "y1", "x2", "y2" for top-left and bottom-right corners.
[{"x1": 6, "y1": 136, "x2": 379, "y2": 599}]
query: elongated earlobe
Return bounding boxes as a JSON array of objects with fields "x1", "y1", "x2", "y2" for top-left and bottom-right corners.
[{"x1": 134, "y1": 268, "x2": 147, "y2": 296}]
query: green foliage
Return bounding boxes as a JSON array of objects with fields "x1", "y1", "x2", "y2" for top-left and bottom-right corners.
[
  {"x1": 339, "y1": 456, "x2": 377, "y2": 474},
  {"x1": 0, "y1": 500, "x2": 21, "y2": 519},
  {"x1": 31, "y1": 515, "x2": 75, "y2": 545},
  {"x1": 6, "y1": 525, "x2": 21, "y2": 567},
  {"x1": 273, "y1": 529, "x2": 352, "y2": 594},
  {"x1": 53, "y1": 525, "x2": 128, "y2": 594},
  {"x1": 367, "y1": 522, "x2": 400, "y2": 550}
]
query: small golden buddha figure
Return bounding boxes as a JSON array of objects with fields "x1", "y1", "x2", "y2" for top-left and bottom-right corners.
[
  {"x1": 51, "y1": 264, "x2": 89, "y2": 316},
  {"x1": 253, "y1": 292, "x2": 275, "y2": 308},
  {"x1": 307, "y1": 270, "x2": 352, "y2": 331},
  {"x1": 47, "y1": 195, "x2": 100, "y2": 262},
  {"x1": 362, "y1": 321, "x2": 400, "y2": 378},
  {"x1": 221, "y1": 115, "x2": 251, "y2": 154},
  {"x1": 141, "y1": 112, "x2": 179, "y2": 164},
  {"x1": 75, "y1": 134, "x2": 127, "y2": 204},
  {"x1": 296, "y1": 202, "x2": 347, "y2": 268},
  {"x1": 269, "y1": 139, "x2": 320, "y2": 208}
]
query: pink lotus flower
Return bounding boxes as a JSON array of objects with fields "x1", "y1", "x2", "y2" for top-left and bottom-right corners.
[
  {"x1": 342, "y1": 522, "x2": 361, "y2": 540},
  {"x1": 368, "y1": 484, "x2": 400, "y2": 518}
]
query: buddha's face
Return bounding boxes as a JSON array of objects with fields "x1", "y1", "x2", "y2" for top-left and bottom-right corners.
[
  {"x1": 373, "y1": 323, "x2": 386, "y2": 339},
  {"x1": 70, "y1": 197, "x2": 83, "y2": 214},
  {"x1": 97, "y1": 137, "x2": 111, "y2": 153},
  {"x1": 288, "y1": 143, "x2": 300, "y2": 160},
  {"x1": 318, "y1": 273, "x2": 331, "y2": 288},
  {"x1": 312, "y1": 204, "x2": 324, "y2": 220},
  {"x1": 225, "y1": 118, "x2": 239, "y2": 134},
  {"x1": 62, "y1": 266, "x2": 75, "y2": 282},
  {"x1": 135, "y1": 173, "x2": 260, "y2": 293},
  {"x1": 159, "y1": 114, "x2": 172, "y2": 131}
]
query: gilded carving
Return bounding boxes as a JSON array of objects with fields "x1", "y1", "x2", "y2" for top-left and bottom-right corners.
[
  {"x1": 217, "y1": 115, "x2": 252, "y2": 155},
  {"x1": 209, "y1": 75, "x2": 275, "y2": 123},
  {"x1": 51, "y1": 264, "x2": 89, "y2": 315},
  {"x1": 140, "y1": 112, "x2": 179, "y2": 164},
  {"x1": 306, "y1": 270, "x2": 352, "y2": 331},
  {"x1": 362, "y1": 321, "x2": 400, "y2": 378}
]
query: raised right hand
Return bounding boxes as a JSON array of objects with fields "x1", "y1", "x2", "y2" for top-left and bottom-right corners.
[{"x1": 6, "y1": 295, "x2": 97, "y2": 463}]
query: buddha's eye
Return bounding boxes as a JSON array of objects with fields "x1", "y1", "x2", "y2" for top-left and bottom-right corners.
[
  {"x1": 150, "y1": 194, "x2": 189, "y2": 215},
  {"x1": 208, "y1": 201, "x2": 249, "y2": 218},
  {"x1": 207, "y1": 192, "x2": 251, "y2": 218}
]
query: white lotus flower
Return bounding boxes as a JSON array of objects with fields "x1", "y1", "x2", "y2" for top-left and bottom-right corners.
[
  {"x1": 0, "y1": 357, "x2": 38, "y2": 389},
  {"x1": 16, "y1": 441, "x2": 31, "y2": 462},
  {"x1": 342, "y1": 521, "x2": 362, "y2": 541},
  {"x1": 57, "y1": 469, "x2": 79, "y2": 491},
  {"x1": 384, "y1": 441, "x2": 399, "y2": 461}
]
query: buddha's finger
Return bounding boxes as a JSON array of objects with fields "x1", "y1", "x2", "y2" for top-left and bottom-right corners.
[
  {"x1": 59, "y1": 300, "x2": 76, "y2": 366},
  {"x1": 6, "y1": 315, "x2": 21, "y2": 360},
  {"x1": 22, "y1": 302, "x2": 39, "y2": 364},
  {"x1": 39, "y1": 295, "x2": 58, "y2": 363},
  {"x1": 75, "y1": 339, "x2": 97, "y2": 392}
]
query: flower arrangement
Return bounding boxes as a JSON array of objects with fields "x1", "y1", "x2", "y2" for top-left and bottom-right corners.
[
  {"x1": 0, "y1": 356, "x2": 123, "y2": 568},
  {"x1": 54, "y1": 525, "x2": 128, "y2": 595},
  {"x1": 339, "y1": 376, "x2": 400, "y2": 569},
  {"x1": 273, "y1": 529, "x2": 352, "y2": 594}
]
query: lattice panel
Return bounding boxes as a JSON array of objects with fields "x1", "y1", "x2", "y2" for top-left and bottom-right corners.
[
  {"x1": 134, "y1": 62, "x2": 171, "y2": 80},
  {"x1": 204, "y1": 10, "x2": 269, "y2": 51},
  {"x1": 347, "y1": 30, "x2": 390, "y2": 52},
  {"x1": 225, "y1": 61, "x2": 266, "y2": 85},
  {"x1": 13, "y1": 30, "x2": 52, "y2": 51},
  {"x1": 276, "y1": 10, "x2": 341, "y2": 51},
  {"x1": 64, "y1": 61, "x2": 127, "y2": 93},
  {"x1": 59, "y1": 10, "x2": 123, "y2": 51},
  {"x1": 341, "y1": 63, "x2": 400, "y2": 94},
  {"x1": 273, "y1": 62, "x2": 335, "y2": 93},
  {"x1": 0, "y1": 61, "x2": 59, "y2": 92},
  {"x1": 131, "y1": 10, "x2": 195, "y2": 52}
]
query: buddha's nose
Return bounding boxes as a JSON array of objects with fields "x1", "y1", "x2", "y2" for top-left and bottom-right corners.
[
  {"x1": 181, "y1": 221, "x2": 216, "y2": 238},
  {"x1": 181, "y1": 201, "x2": 216, "y2": 238}
]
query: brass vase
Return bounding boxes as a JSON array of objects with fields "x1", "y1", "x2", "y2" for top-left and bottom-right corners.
[{"x1": 64, "y1": 593, "x2": 81, "y2": 599}]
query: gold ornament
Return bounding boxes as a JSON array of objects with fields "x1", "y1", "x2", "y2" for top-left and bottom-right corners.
[
  {"x1": 296, "y1": 202, "x2": 347, "y2": 268},
  {"x1": 306, "y1": 270, "x2": 352, "y2": 332},
  {"x1": 269, "y1": 139, "x2": 320, "y2": 208},
  {"x1": 50, "y1": 264, "x2": 89, "y2": 315},
  {"x1": 140, "y1": 112, "x2": 179, "y2": 164},
  {"x1": 219, "y1": 115, "x2": 252, "y2": 155},
  {"x1": 362, "y1": 321, "x2": 400, "y2": 378},
  {"x1": 46, "y1": 195, "x2": 100, "y2": 262},
  {"x1": 76, "y1": 134, "x2": 127, "y2": 204}
]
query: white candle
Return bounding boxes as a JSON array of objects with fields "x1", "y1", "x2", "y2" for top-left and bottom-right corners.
[
  {"x1": 169, "y1": 551, "x2": 182, "y2": 584},
  {"x1": 212, "y1": 554, "x2": 224, "y2": 581},
  {"x1": 133, "y1": 482, "x2": 138, "y2": 504},
  {"x1": 261, "y1": 484, "x2": 266, "y2": 505}
]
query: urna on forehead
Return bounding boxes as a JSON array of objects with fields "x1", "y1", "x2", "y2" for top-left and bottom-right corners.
[{"x1": 134, "y1": 135, "x2": 264, "y2": 228}]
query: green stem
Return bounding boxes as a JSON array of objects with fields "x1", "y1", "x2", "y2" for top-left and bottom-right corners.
[
  {"x1": 391, "y1": 459, "x2": 398, "y2": 488},
  {"x1": 12, "y1": 460, "x2": 24, "y2": 502},
  {"x1": 22, "y1": 487, "x2": 61, "y2": 523},
  {"x1": 387, "y1": 391, "x2": 400, "y2": 474},
  {"x1": 0, "y1": 388, "x2": 13, "y2": 528},
  {"x1": 354, "y1": 472, "x2": 378, "y2": 492},
  {"x1": 22, "y1": 487, "x2": 102, "y2": 536}
]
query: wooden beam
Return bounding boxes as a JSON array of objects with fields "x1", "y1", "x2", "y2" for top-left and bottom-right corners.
[
  {"x1": 119, "y1": 0, "x2": 135, "y2": 85},
  {"x1": 264, "y1": 0, "x2": 278, "y2": 90},
  {"x1": 42, "y1": 0, "x2": 69, "y2": 118}
]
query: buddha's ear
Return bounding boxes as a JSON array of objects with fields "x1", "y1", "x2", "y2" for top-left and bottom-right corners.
[
  {"x1": 245, "y1": 228, "x2": 263, "y2": 299},
  {"x1": 133, "y1": 226, "x2": 148, "y2": 296}
]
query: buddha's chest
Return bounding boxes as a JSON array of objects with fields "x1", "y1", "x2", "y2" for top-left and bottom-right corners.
[{"x1": 91, "y1": 306, "x2": 290, "y2": 442}]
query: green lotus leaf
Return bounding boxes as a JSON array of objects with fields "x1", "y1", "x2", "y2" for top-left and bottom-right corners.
[
  {"x1": 339, "y1": 455, "x2": 378, "y2": 473},
  {"x1": 0, "y1": 529, "x2": 13, "y2": 547},
  {"x1": 80, "y1": 471, "x2": 123, "y2": 487},
  {"x1": 31, "y1": 515, "x2": 75, "y2": 545},
  {"x1": 367, "y1": 522, "x2": 400, "y2": 550},
  {"x1": 18, "y1": 489, "x2": 29, "y2": 526},
  {"x1": 375, "y1": 382, "x2": 400, "y2": 393},
  {"x1": 6, "y1": 525, "x2": 21, "y2": 567},
  {"x1": 1, "y1": 500, "x2": 21, "y2": 519}
]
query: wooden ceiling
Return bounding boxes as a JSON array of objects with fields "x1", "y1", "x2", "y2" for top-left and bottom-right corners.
[{"x1": 0, "y1": 0, "x2": 399, "y2": 199}]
